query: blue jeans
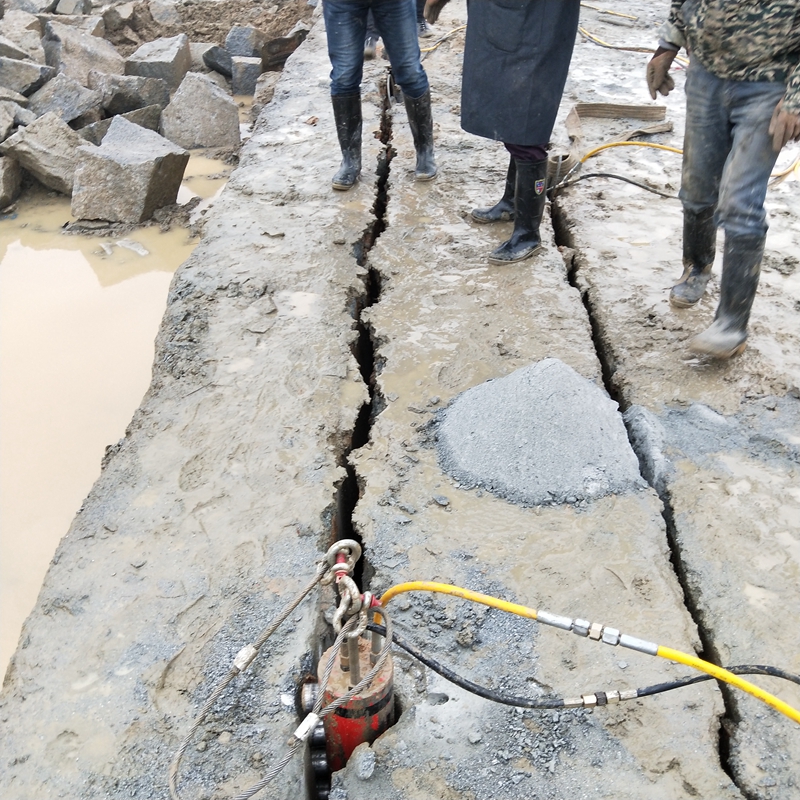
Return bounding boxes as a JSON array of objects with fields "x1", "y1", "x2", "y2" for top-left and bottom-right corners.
[
  {"x1": 681, "y1": 59, "x2": 785, "y2": 238},
  {"x1": 324, "y1": 0, "x2": 429, "y2": 99}
]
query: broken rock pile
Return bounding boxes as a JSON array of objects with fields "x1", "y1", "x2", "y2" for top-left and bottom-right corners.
[{"x1": 0, "y1": 3, "x2": 308, "y2": 217}]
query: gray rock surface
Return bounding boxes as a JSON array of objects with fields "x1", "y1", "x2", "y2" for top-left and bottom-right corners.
[
  {"x1": 71, "y1": 115, "x2": 188, "y2": 222},
  {"x1": 0, "y1": 110, "x2": 89, "y2": 193},
  {"x1": 148, "y1": 0, "x2": 181, "y2": 25},
  {"x1": 160, "y1": 71, "x2": 240, "y2": 149},
  {"x1": 0, "y1": 102, "x2": 15, "y2": 141},
  {"x1": 55, "y1": 0, "x2": 91, "y2": 14},
  {"x1": 0, "y1": 34, "x2": 30, "y2": 60},
  {"x1": 27, "y1": 72, "x2": 101, "y2": 122},
  {"x1": 0, "y1": 56, "x2": 55, "y2": 95},
  {"x1": 37, "y1": 13, "x2": 105, "y2": 37},
  {"x1": 102, "y1": 2, "x2": 135, "y2": 33},
  {"x1": 0, "y1": 10, "x2": 46, "y2": 62},
  {"x1": 125, "y1": 33, "x2": 191, "y2": 88},
  {"x1": 436, "y1": 358, "x2": 645, "y2": 506},
  {"x1": 43, "y1": 20, "x2": 124, "y2": 85},
  {"x1": 231, "y1": 55, "x2": 261, "y2": 95},
  {"x1": 0, "y1": 154, "x2": 23, "y2": 206},
  {"x1": 6, "y1": 0, "x2": 58, "y2": 13},
  {"x1": 252, "y1": 71, "x2": 280, "y2": 119},
  {"x1": 225, "y1": 24, "x2": 266, "y2": 58},
  {"x1": 202, "y1": 43, "x2": 232, "y2": 77},
  {"x1": 0, "y1": 86, "x2": 29, "y2": 106},
  {"x1": 88, "y1": 70, "x2": 169, "y2": 115},
  {"x1": 189, "y1": 41, "x2": 215, "y2": 71},
  {"x1": 77, "y1": 103, "x2": 161, "y2": 145}
]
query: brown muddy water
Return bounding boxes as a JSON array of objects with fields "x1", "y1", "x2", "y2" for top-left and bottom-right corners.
[{"x1": 0, "y1": 157, "x2": 231, "y2": 674}]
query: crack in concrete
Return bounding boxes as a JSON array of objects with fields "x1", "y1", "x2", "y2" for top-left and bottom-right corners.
[{"x1": 550, "y1": 197, "x2": 745, "y2": 795}]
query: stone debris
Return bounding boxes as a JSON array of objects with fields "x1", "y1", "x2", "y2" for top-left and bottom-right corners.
[
  {"x1": 0, "y1": 56, "x2": 55, "y2": 96},
  {"x1": 189, "y1": 41, "x2": 216, "y2": 71},
  {"x1": 43, "y1": 20, "x2": 125, "y2": 85},
  {"x1": 54, "y1": 0, "x2": 91, "y2": 15},
  {"x1": 225, "y1": 25, "x2": 267, "y2": 59},
  {"x1": 0, "y1": 110, "x2": 89, "y2": 193},
  {"x1": 27, "y1": 72, "x2": 101, "y2": 123},
  {"x1": 0, "y1": 86, "x2": 29, "y2": 107},
  {"x1": 1, "y1": 99, "x2": 35, "y2": 128},
  {"x1": 6, "y1": 0, "x2": 57, "y2": 13},
  {"x1": 102, "y1": 2, "x2": 135, "y2": 33},
  {"x1": 231, "y1": 55, "x2": 261, "y2": 95},
  {"x1": 0, "y1": 154, "x2": 22, "y2": 206},
  {"x1": 71, "y1": 115, "x2": 188, "y2": 223},
  {"x1": 37, "y1": 14, "x2": 106, "y2": 38},
  {"x1": 125, "y1": 33, "x2": 191, "y2": 88},
  {"x1": 436, "y1": 358, "x2": 646, "y2": 506},
  {"x1": 148, "y1": 0, "x2": 181, "y2": 26},
  {"x1": 252, "y1": 71, "x2": 281, "y2": 119},
  {"x1": 202, "y1": 44, "x2": 233, "y2": 77},
  {"x1": 160, "y1": 71, "x2": 240, "y2": 149},
  {"x1": 0, "y1": 10, "x2": 45, "y2": 62},
  {"x1": 77, "y1": 103, "x2": 162, "y2": 145},
  {"x1": 0, "y1": 34, "x2": 30, "y2": 61},
  {"x1": 0, "y1": 103, "x2": 15, "y2": 141},
  {"x1": 88, "y1": 70, "x2": 169, "y2": 115}
]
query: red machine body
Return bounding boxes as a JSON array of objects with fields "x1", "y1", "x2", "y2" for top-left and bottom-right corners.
[{"x1": 318, "y1": 637, "x2": 394, "y2": 771}]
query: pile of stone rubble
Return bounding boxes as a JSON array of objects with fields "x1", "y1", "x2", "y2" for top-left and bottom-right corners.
[{"x1": 0, "y1": 4, "x2": 307, "y2": 221}]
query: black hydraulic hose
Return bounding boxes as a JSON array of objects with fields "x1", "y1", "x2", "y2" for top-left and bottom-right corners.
[
  {"x1": 368, "y1": 623, "x2": 800, "y2": 710},
  {"x1": 551, "y1": 172, "x2": 678, "y2": 199}
]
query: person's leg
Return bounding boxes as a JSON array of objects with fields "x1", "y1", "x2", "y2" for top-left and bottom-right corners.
[
  {"x1": 689, "y1": 78, "x2": 785, "y2": 357},
  {"x1": 364, "y1": 10, "x2": 380, "y2": 59},
  {"x1": 374, "y1": 0, "x2": 436, "y2": 179},
  {"x1": 487, "y1": 144, "x2": 549, "y2": 264},
  {"x1": 323, "y1": 0, "x2": 369, "y2": 189},
  {"x1": 416, "y1": 0, "x2": 433, "y2": 37},
  {"x1": 672, "y1": 59, "x2": 730, "y2": 307}
]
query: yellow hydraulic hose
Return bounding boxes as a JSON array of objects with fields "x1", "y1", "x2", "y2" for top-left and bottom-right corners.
[
  {"x1": 581, "y1": 140, "x2": 683, "y2": 162},
  {"x1": 380, "y1": 582, "x2": 800, "y2": 726}
]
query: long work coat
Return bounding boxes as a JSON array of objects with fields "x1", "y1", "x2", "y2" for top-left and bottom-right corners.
[{"x1": 461, "y1": 0, "x2": 581, "y2": 145}]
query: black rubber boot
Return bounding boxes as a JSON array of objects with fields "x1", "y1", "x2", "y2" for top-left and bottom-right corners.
[
  {"x1": 689, "y1": 233, "x2": 764, "y2": 359},
  {"x1": 403, "y1": 89, "x2": 437, "y2": 181},
  {"x1": 670, "y1": 207, "x2": 717, "y2": 308},
  {"x1": 331, "y1": 93, "x2": 362, "y2": 191},
  {"x1": 488, "y1": 159, "x2": 548, "y2": 264},
  {"x1": 471, "y1": 157, "x2": 516, "y2": 223}
]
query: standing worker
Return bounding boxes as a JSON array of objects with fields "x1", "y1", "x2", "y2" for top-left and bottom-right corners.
[
  {"x1": 648, "y1": 1, "x2": 800, "y2": 359},
  {"x1": 425, "y1": 0, "x2": 581, "y2": 264},
  {"x1": 324, "y1": 0, "x2": 437, "y2": 191}
]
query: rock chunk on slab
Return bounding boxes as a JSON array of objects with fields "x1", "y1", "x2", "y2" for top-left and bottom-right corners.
[
  {"x1": 37, "y1": 14, "x2": 105, "y2": 37},
  {"x1": 436, "y1": 358, "x2": 646, "y2": 506},
  {"x1": 43, "y1": 20, "x2": 124, "y2": 85},
  {"x1": 231, "y1": 55, "x2": 261, "y2": 95},
  {"x1": 88, "y1": 70, "x2": 169, "y2": 115},
  {"x1": 0, "y1": 155, "x2": 23, "y2": 206},
  {"x1": 71, "y1": 116, "x2": 189, "y2": 223},
  {"x1": 160, "y1": 71, "x2": 240, "y2": 149},
  {"x1": 202, "y1": 44, "x2": 232, "y2": 77},
  {"x1": 126, "y1": 34, "x2": 191, "y2": 88},
  {"x1": 102, "y1": 2, "x2": 135, "y2": 33},
  {"x1": 225, "y1": 25, "x2": 266, "y2": 58},
  {"x1": 28, "y1": 72, "x2": 101, "y2": 122},
  {"x1": 77, "y1": 103, "x2": 161, "y2": 145},
  {"x1": 148, "y1": 0, "x2": 180, "y2": 26},
  {"x1": 0, "y1": 57, "x2": 55, "y2": 95},
  {"x1": 0, "y1": 110, "x2": 89, "y2": 193}
]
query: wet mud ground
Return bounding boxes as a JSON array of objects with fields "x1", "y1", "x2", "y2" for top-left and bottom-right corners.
[{"x1": 1, "y1": 2, "x2": 799, "y2": 799}]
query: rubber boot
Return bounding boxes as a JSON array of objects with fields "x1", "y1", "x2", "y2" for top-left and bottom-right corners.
[
  {"x1": 689, "y1": 233, "x2": 764, "y2": 359},
  {"x1": 331, "y1": 93, "x2": 362, "y2": 191},
  {"x1": 670, "y1": 207, "x2": 717, "y2": 308},
  {"x1": 403, "y1": 89, "x2": 437, "y2": 181},
  {"x1": 488, "y1": 159, "x2": 548, "y2": 264},
  {"x1": 471, "y1": 158, "x2": 516, "y2": 223}
]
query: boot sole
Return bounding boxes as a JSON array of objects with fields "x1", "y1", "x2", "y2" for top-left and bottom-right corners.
[
  {"x1": 669, "y1": 293, "x2": 702, "y2": 309},
  {"x1": 470, "y1": 212, "x2": 514, "y2": 224},
  {"x1": 688, "y1": 339, "x2": 747, "y2": 359},
  {"x1": 331, "y1": 177, "x2": 359, "y2": 191},
  {"x1": 414, "y1": 171, "x2": 437, "y2": 182},
  {"x1": 487, "y1": 244, "x2": 542, "y2": 265}
]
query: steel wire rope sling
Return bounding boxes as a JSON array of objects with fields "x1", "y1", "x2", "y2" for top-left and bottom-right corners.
[
  {"x1": 379, "y1": 581, "x2": 800, "y2": 725},
  {"x1": 168, "y1": 540, "x2": 393, "y2": 800}
]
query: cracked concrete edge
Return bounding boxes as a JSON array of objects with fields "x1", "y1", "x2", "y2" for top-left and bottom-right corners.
[
  {"x1": 0, "y1": 18, "x2": 384, "y2": 800},
  {"x1": 339, "y1": 4, "x2": 742, "y2": 798}
]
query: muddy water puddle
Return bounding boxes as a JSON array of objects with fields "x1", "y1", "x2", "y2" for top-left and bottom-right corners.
[{"x1": 0, "y1": 156, "x2": 231, "y2": 673}]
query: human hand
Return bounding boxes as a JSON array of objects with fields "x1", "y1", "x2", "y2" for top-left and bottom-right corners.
[
  {"x1": 646, "y1": 47, "x2": 677, "y2": 100},
  {"x1": 424, "y1": 0, "x2": 450, "y2": 24},
  {"x1": 769, "y1": 99, "x2": 800, "y2": 151}
]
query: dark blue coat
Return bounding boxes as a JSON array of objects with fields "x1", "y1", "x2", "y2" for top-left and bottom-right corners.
[{"x1": 461, "y1": 0, "x2": 581, "y2": 145}]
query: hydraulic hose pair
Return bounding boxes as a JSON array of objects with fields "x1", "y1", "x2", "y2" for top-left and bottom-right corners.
[
  {"x1": 331, "y1": 90, "x2": 436, "y2": 190},
  {"x1": 671, "y1": 208, "x2": 763, "y2": 359}
]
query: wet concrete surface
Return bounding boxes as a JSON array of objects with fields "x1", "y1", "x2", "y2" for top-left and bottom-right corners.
[{"x1": 1, "y1": 2, "x2": 799, "y2": 800}]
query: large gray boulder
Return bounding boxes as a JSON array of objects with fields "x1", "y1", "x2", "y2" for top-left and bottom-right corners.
[
  {"x1": 0, "y1": 102, "x2": 16, "y2": 141},
  {"x1": 43, "y1": 20, "x2": 124, "y2": 85},
  {"x1": 225, "y1": 24, "x2": 266, "y2": 58},
  {"x1": 0, "y1": 86, "x2": 29, "y2": 106},
  {"x1": 36, "y1": 14, "x2": 105, "y2": 37},
  {"x1": 148, "y1": 0, "x2": 180, "y2": 26},
  {"x1": 5, "y1": 0, "x2": 58, "y2": 14},
  {"x1": 54, "y1": 0, "x2": 91, "y2": 14},
  {"x1": 71, "y1": 116, "x2": 189, "y2": 222},
  {"x1": 0, "y1": 155, "x2": 23, "y2": 206},
  {"x1": 102, "y1": 2, "x2": 135, "y2": 33},
  {"x1": 77, "y1": 103, "x2": 161, "y2": 145},
  {"x1": 0, "y1": 35, "x2": 30, "y2": 60},
  {"x1": 160, "y1": 71, "x2": 240, "y2": 149},
  {"x1": 125, "y1": 34, "x2": 191, "y2": 88},
  {"x1": 0, "y1": 10, "x2": 45, "y2": 62},
  {"x1": 0, "y1": 57, "x2": 55, "y2": 95},
  {"x1": 88, "y1": 70, "x2": 169, "y2": 115},
  {"x1": 436, "y1": 358, "x2": 646, "y2": 506},
  {"x1": 231, "y1": 55, "x2": 261, "y2": 95},
  {"x1": 28, "y1": 72, "x2": 101, "y2": 122},
  {"x1": 0, "y1": 110, "x2": 90, "y2": 193}
]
